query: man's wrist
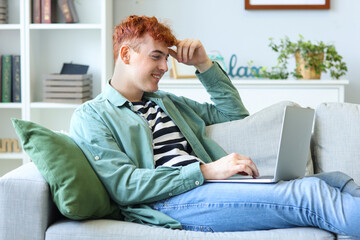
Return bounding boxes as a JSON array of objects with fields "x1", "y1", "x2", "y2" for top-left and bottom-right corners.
[{"x1": 195, "y1": 58, "x2": 213, "y2": 73}]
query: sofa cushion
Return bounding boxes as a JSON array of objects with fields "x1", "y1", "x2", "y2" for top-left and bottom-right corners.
[
  {"x1": 45, "y1": 219, "x2": 334, "y2": 240},
  {"x1": 206, "y1": 101, "x2": 314, "y2": 177},
  {"x1": 312, "y1": 103, "x2": 360, "y2": 184},
  {"x1": 12, "y1": 119, "x2": 121, "y2": 220}
]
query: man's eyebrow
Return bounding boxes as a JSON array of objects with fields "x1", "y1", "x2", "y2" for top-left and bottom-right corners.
[{"x1": 150, "y1": 50, "x2": 169, "y2": 57}]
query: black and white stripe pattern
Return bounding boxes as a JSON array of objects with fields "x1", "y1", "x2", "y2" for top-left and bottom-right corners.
[{"x1": 132, "y1": 99, "x2": 204, "y2": 168}]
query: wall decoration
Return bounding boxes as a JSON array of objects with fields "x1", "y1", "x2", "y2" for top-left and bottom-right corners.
[
  {"x1": 170, "y1": 57, "x2": 196, "y2": 79},
  {"x1": 228, "y1": 54, "x2": 262, "y2": 78},
  {"x1": 245, "y1": 0, "x2": 330, "y2": 10},
  {"x1": 0, "y1": 138, "x2": 22, "y2": 153}
]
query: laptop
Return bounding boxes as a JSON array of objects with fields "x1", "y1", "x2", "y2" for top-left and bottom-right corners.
[{"x1": 207, "y1": 105, "x2": 315, "y2": 183}]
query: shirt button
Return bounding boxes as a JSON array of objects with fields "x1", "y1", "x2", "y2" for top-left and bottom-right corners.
[
  {"x1": 169, "y1": 193, "x2": 173, "y2": 196},
  {"x1": 195, "y1": 181, "x2": 200, "y2": 186},
  {"x1": 94, "y1": 156, "x2": 100, "y2": 160}
]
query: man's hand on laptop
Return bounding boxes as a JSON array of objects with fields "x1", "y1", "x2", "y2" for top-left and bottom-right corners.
[{"x1": 200, "y1": 153, "x2": 260, "y2": 180}]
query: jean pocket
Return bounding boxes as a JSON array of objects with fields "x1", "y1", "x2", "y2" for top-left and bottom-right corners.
[{"x1": 181, "y1": 224, "x2": 214, "y2": 232}]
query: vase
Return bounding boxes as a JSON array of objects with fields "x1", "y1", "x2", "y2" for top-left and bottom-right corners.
[{"x1": 295, "y1": 52, "x2": 324, "y2": 80}]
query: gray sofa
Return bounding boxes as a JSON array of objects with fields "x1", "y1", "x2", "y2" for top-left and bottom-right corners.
[{"x1": 1, "y1": 101, "x2": 359, "y2": 240}]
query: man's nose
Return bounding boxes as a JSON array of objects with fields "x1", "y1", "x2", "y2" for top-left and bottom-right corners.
[{"x1": 159, "y1": 59, "x2": 168, "y2": 72}]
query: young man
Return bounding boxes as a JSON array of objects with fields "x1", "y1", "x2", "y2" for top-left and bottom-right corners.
[{"x1": 70, "y1": 15, "x2": 360, "y2": 237}]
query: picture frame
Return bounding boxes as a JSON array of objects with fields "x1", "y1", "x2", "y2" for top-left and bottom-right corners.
[
  {"x1": 245, "y1": 0, "x2": 330, "y2": 10},
  {"x1": 170, "y1": 57, "x2": 196, "y2": 79}
]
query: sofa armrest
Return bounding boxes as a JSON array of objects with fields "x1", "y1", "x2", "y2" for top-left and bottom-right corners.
[{"x1": 0, "y1": 162, "x2": 59, "y2": 240}]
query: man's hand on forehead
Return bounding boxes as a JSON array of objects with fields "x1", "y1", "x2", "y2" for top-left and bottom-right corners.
[{"x1": 168, "y1": 39, "x2": 213, "y2": 73}]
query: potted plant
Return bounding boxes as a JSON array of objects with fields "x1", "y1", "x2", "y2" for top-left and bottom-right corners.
[{"x1": 254, "y1": 35, "x2": 347, "y2": 80}]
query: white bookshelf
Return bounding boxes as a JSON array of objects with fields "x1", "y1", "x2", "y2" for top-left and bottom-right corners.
[{"x1": 0, "y1": 0, "x2": 113, "y2": 175}]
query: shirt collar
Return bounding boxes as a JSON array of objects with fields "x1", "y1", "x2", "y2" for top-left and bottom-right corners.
[
  {"x1": 103, "y1": 80, "x2": 161, "y2": 107},
  {"x1": 103, "y1": 80, "x2": 129, "y2": 107}
]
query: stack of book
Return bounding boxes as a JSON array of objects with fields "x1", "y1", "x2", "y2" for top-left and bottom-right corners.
[
  {"x1": 43, "y1": 74, "x2": 92, "y2": 104},
  {"x1": 32, "y1": 0, "x2": 79, "y2": 24},
  {"x1": 0, "y1": 55, "x2": 21, "y2": 103},
  {"x1": 0, "y1": 0, "x2": 7, "y2": 24}
]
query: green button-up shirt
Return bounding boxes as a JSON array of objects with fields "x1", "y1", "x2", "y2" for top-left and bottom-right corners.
[{"x1": 69, "y1": 63, "x2": 249, "y2": 229}]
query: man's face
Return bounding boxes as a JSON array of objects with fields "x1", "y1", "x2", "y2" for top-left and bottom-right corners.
[{"x1": 127, "y1": 34, "x2": 170, "y2": 94}]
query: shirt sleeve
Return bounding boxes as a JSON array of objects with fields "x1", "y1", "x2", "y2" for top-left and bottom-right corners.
[
  {"x1": 168, "y1": 62, "x2": 249, "y2": 125},
  {"x1": 69, "y1": 104, "x2": 204, "y2": 206}
]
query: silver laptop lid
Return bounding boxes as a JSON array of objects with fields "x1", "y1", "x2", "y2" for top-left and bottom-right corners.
[{"x1": 273, "y1": 106, "x2": 315, "y2": 182}]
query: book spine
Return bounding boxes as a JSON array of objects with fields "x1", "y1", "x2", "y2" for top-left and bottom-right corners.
[
  {"x1": 1, "y1": 55, "x2": 12, "y2": 103},
  {"x1": 11, "y1": 55, "x2": 21, "y2": 103},
  {"x1": 57, "y1": 0, "x2": 73, "y2": 23},
  {"x1": 41, "y1": 0, "x2": 52, "y2": 23},
  {"x1": 67, "y1": 0, "x2": 78, "y2": 23},
  {"x1": 32, "y1": 0, "x2": 41, "y2": 23},
  {"x1": 0, "y1": 55, "x2": 2, "y2": 102}
]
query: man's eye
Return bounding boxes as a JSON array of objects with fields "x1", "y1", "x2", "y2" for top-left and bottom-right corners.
[{"x1": 152, "y1": 55, "x2": 160, "y2": 60}]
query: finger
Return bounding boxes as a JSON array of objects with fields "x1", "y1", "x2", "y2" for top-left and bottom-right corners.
[
  {"x1": 237, "y1": 154, "x2": 251, "y2": 160},
  {"x1": 236, "y1": 164, "x2": 253, "y2": 177},
  {"x1": 237, "y1": 159, "x2": 259, "y2": 178},
  {"x1": 179, "y1": 39, "x2": 190, "y2": 63},
  {"x1": 168, "y1": 49, "x2": 178, "y2": 60},
  {"x1": 188, "y1": 40, "x2": 199, "y2": 61},
  {"x1": 176, "y1": 39, "x2": 185, "y2": 62}
]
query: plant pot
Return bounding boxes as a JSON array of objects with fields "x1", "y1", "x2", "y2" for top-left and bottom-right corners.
[{"x1": 295, "y1": 52, "x2": 324, "y2": 80}]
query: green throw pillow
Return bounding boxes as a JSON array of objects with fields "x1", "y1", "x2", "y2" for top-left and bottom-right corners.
[{"x1": 12, "y1": 118, "x2": 121, "y2": 220}]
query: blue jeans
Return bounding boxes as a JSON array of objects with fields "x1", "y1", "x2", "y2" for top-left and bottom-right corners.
[{"x1": 150, "y1": 172, "x2": 360, "y2": 237}]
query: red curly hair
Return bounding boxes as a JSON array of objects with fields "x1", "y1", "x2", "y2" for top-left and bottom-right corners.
[{"x1": 113, "y1": 15, "x2": 177, "y2": 64}]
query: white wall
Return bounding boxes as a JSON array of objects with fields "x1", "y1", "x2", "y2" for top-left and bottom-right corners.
[{"x1": 113, "y1": 0, "x2": 360, "y2": 104}]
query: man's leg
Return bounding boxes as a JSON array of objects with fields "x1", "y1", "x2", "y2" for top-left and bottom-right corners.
[
  {"x1": 151, "y1": 177, "x2": 360, "y2": 237},
  {"x1": 313, "y1": 171, "x2": 360, "y2": 197}
]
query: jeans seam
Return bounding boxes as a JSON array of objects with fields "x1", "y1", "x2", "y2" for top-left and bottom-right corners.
[{"x1": 155, "y1": 201, "x2": 348, "y2": 235}]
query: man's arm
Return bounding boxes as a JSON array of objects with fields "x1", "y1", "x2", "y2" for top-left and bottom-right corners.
[
  {"x1": 169, "y1": 39, "x2": 258, "y2": 180},
  {"x1": 169, "y1": 39, "x2": 249, "y2": 125}
]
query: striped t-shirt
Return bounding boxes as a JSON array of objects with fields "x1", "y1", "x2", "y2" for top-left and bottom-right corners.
[{"x1": 132, "y1": 99, "x2": 204, "y2": 168}]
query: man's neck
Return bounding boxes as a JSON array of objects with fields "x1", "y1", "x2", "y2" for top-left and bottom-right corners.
[{"x1": 110, "y1": 78, "x2": 143, "y2": 102}]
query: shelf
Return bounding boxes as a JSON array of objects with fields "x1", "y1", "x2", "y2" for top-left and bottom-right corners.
[
  {"x1": 0, "y1": 153, "x2": 24, "y2": 160},
  {"x1": 30, "y1": 102, "x2": 81, "y2": 109},
  {"x1": 0, "y1": 24, "x2": 21, "y2": 30},
  {"x1": 159, "y1": 79, "x2": 350, "y2": 87},
  {"x1": 0, "y1": 103, "x2": 23, "y2": 109},
  {"x1": 29, "y1": 23, "x2": 102, "y2": 30}
]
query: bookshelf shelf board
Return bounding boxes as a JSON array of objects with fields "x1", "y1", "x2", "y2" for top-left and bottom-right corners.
[
  {"x1": 0, "y1": 153, "x2": 24, "y2": 160},
  {"x1": 0, "y1": 103, "x2": 22, "y2": 109},
  {"x1": 30, "y1": 102, "x2": 81, "y2": 109},
  {"x1": 29, "y1": 24, "x2": 102, "y2": 30},
  {"x1": 0, "y1": 24, "x2": 21, "y2": 30}
]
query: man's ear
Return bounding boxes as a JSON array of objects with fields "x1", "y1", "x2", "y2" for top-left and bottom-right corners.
[{"x1": 120, "y1": 45, "x2": 131, "y2": 64}]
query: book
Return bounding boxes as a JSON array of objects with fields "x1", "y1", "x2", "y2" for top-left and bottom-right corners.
[
  {"x1": 57, "y1": 0, "x2": 77, "y2": 23},
  {"x1": 43, "y1": 98, "x2": 91, "y2": 104},
  {"x1": 44, "y1": 85, "x2": 91, "y2": 92},
  {"x1": 43, "y1": 73, "x2": 92, "y2": 103},
  {"x1": 0, "y1": 55, "x2": 2, "y2": 102},
  {"x1": 0, "y1": 1, "x2": 7, "y2": 24},
  {"x1": 11, "y1": 55, "x2": 21, "y2": 103},
  {"x1": 32, "y1": 0, "x2": 41, "y2": 23},
  {"x1": 44, "y1": 79, "x2": 92, "y2": 86},
  {"x1": 44, "y1": 73, "x2": 92, "y2": 80},
  {"x1": 67, "y1": 0, "x2": 78, "y2": 23},
  {"x1": 41, "y1": 0, "x2": 52, "y2": 23},
  {"x1": 44, "y1": 91, "x2": 91, "y2": 98},
  {"x1": 60, "y1": 63, "x2": 89, "y2": 74},
  {"x1": 1, "y1": 55, "x2": 11, "y2": 103}
]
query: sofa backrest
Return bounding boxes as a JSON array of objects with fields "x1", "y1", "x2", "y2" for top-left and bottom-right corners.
[{"x1": 312, "y1": 102, "x2": 360, "y2": 184}]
